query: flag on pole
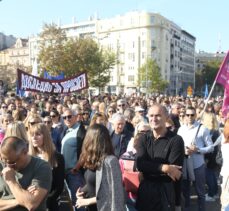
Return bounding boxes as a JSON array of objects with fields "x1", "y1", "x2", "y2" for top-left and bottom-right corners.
[
  {"x1": 216, "y1": 51, "x2": 229, "y2": 88},
  {"x1": 204, "y1": 84, "x2": 208, "y2": 99},
  {"x1": 32, "y1": 59, "x2": 38, "y2": 76},
  {"x1": 222, "y1": 89, "x2": 229, "y2": 117},
  {"x1": 215, "y1": 51, "x2": 229, "y2": 117}
]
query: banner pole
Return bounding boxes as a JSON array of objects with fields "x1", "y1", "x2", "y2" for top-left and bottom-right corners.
[{"x1": 199, "y1": 79, "x2": 217, "y2": 120}]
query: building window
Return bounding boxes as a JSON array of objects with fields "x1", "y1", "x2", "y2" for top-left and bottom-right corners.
[
  {"x1": 142, "y1": 52, "x2": 146, "y2": 59},
  {"x1": 150, "y1": 16, "x2": 154, "y2": 24},
  {"x1": 128, "y1": 75, "x2": 135, "y2": 82},
  {"x1": 142, "y1": 40, "x2": 146, "y2": 47}
]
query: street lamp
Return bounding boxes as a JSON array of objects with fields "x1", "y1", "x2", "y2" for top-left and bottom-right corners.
[
  {"x1": 175, "y1": 70, "x2": 183, "y2": 95},
  {"x1": 145, "y1": 46, "x2": 156, "y2": 96}
]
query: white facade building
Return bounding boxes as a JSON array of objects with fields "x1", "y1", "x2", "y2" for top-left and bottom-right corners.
[{"x1": 28, "y1": 11, "x2": 196, "y2": 95}]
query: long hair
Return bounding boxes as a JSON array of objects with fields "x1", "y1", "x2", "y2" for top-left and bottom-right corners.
[
  {"x1": 89, "y1": 112, "x2": 108, "y2": 126},
  {"x1": 223, "y1": 119, "x2": 229, "y2": 143},
  {"x1": 28, "y1": 123, "x2": 57, "y2": 167},
  {"x1": 4, "y1": 122, "x2": 29, "y2": 143},
  {"x1": 79, "y1": 124, "x2": 114, "y2": 170}
]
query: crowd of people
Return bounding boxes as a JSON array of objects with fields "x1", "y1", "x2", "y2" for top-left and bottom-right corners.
[{"x1": 0, "y1": 91, "x2": 227, "y2": 211}]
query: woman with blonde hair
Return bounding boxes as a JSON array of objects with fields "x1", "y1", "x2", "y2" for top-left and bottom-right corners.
[
  {"x1": 4, "y1": 122, "x2": 28, "y2": 143},
  {"x1": 28, "y1": 123, "x2": 65, "y2": 211},
  {"x1": 23, "y1": 113, "x2": 42, "y2": 130}
]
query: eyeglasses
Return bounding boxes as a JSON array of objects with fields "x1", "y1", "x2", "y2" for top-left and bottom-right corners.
[
  {"x1": 179, "y1": 115, "x2": 185, "y2": 117},
  {"x1": 4, "y1": 119, "x2": 13, "y2": 123},
  {"x1": 44, "y1": 121, "x2": 52, "y2": 124},
  {"x1": 29, "y1": 122, "x2": 38, "y2": 125},
  {"x1": 63, "y1": 115, "x2": 73, "y2": 120},
  {"x1": 50, "y1": 115, "x2": 56, "y2": 118},
  {"x1": 186, "y1": 114, "x2": 195, "y2": 117},
  {"x1": 108, "y1": 110, "x2": 115, "y2": 113},
  {"x1": 118, "y1": 104, "x2": 125, "y2": 107}
]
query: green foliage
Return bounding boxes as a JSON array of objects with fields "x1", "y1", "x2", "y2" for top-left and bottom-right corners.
[
  {"x1": 38, "y1": 23, "x2": 116, "y2": 88},
  {"x1": 138, "y1": 58, "x2": 168, "y2": 93},
  {"x1": 195, "y1": 59, "x2": 223, "y2": 94}
]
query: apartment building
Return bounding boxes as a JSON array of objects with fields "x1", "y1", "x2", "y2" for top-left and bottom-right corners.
[{"x1": 28, "y1": 11, "x2": 196, "y2": 95}]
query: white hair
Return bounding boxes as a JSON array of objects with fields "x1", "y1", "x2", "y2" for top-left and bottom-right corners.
[{"x1": 111, "y1": 113, "x2": 125, "y2": 123}]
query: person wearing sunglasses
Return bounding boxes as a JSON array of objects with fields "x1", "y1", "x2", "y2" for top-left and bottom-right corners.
[
  {"x1": 43, "y1": 116, "x2": 62, "y2": 153},
  {"x1": 116, "y1": 99, "x2": 127, "y2": 114},
  {"x1": 61, "y1": 108, "x2": 86, "y2": 210},
  {"x1": 50, "y1": 109, "x2": 65, "y2": 135},
  {"x1": 178, "y1": 106, "x2": 213, "y2": 211},
  {"x1": 0, "y1": 136, "x2": 52, "y2": 211}
]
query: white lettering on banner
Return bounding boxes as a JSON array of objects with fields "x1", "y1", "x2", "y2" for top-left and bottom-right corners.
[
  {"x1": 18, "y1": 69, "x2": 87, "y2": 93},
  {"x1": 60, "y1": 74, "x2": 86, "y2": 93},
  {"x1": 52, "y1": 83, "x2": 62, "y2": 93}
]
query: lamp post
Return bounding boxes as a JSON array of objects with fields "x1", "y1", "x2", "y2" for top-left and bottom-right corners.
[
  {"x1": 145, "y1": 46, "x2": 156, "y2": 96},
  {"x1": 175, "y1": 70, "x2": 183, "y2": 96}
]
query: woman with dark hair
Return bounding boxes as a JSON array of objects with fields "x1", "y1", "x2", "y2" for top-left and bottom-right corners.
[
  {"x1": 50, "y1": 109, "x2": 65, "y2": 135},
  {"x1": 76, "y1": 124, "x2": 125, "y2": 211},
  {"x1": 89, "y1": 112, "x2": 108, "y2": 127}
]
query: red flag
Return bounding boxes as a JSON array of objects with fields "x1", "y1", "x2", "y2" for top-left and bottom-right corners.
[{"x1": 216, "y1": 51, "x2": 229, "y2": 88}]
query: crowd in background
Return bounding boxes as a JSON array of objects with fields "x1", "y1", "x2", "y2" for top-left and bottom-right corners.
[{"x1": 0, "y1": 90, "x2": 228, "y2": 211}]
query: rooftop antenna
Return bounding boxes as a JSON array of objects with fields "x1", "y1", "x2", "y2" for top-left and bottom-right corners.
[
  {"x1": 217, "y1": 33, "x2": 222, "y2": 54},
  {"x1": 72, "y1": 16, "x2": 76, "y2": 24}
]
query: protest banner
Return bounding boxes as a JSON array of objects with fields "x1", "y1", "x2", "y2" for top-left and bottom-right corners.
[{"x1": 17, "y1": 69, "x2": 88, "y2": 94}]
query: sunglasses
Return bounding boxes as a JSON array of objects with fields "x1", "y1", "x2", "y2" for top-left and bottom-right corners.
[
  {"x1": 63, "y1": 115, "x2": 73, "y2": 120},
  {"x1": 83, "y1": 113, "x2": 89, "y2": 115},
  {"x1": 186, "y1": 114, "x2": 195, "y2": 117},
  {"x1": 44, "y1": 121, "x2": 52, "y2": 124},
  {"x1": 1, "y1": 106, "x2": 7, "y2": 109},
  {"x1": 50, "y1": 115, "x2": 56, "y2": 118},
  {"x1": 29, "y1": 122, "x2": 38, "y2": 125}
]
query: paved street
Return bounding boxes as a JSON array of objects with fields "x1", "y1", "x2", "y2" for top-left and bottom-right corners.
[
  {"x1": 191, "y1": 195, "x2": 221, "y2": 211},
  {"x1": 59, "y1": 192, "x2": 221, "y2": 211}
]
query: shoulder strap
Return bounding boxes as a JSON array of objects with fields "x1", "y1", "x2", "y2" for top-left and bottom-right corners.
[{"x1": 192, "y1": 123, "x2": 202, "y2": 145}]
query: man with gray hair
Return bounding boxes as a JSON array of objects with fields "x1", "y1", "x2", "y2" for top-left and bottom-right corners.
[
  {"x1": 110, "y1": 113, "x2": 132, "y2": 158},
  {"x1": 0, "y1": 136, "x2": 52, "y2": 210},
  {"x1": 61, "y1": 108, "x2": 86, "y2": 211},
  {"x1": 117, "y1": 98, "x2": 127, "y2": 114}
]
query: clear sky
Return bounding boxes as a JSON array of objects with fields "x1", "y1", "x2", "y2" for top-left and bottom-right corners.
[{"x1": 0, "y1": 0, "x2": 228, "y2": 53}]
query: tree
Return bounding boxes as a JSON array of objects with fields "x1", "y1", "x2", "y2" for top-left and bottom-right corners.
[
  {"x1": 195, "y1": 59, "x2": 223, "y2": 95},
  {"x1": 138, "y1": 58, "x2": 168, "y2": 93},
  {"x1": 38, "y1": 23, "x2": 67, "y2": 76},
  {"x1": 38, "y1": 23, "x2": 116, "y2": 89}
]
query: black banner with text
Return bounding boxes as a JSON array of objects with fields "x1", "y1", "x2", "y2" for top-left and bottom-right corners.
[{"x1": 17, "y1": 69, "x2": 88, "y2": 93}]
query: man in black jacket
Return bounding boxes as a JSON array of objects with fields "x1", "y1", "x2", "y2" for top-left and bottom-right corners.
[
  {"x1": 136, "y1": 104, "x2": 185, "y2": 211},
  {"x1": 61, "y1": 108, "x2": 86, "y2": 211}
]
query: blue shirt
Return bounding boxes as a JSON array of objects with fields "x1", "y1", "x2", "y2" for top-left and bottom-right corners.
[
  {"x1": 61, "y1": 123, "x2": 80, "y2": 172},
  {"x1": 178, "y1": 121, "x2": 213, "y2": 169}
]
